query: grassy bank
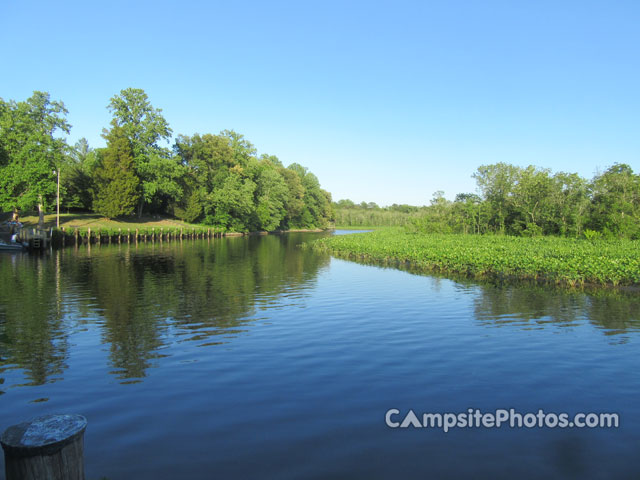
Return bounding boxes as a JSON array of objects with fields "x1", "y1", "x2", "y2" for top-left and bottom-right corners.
[
  {"x1": 310, "y1": 228, "x2": 640, "y2": 287},
  {"x1": 15, "y1": 212, "x2": 326, "y2": 236},
  {"x1": 17, "y1": 213, "x2": 199, "y2": 230}
]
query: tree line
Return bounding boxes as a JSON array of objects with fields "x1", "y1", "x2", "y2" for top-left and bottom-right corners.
[
  {"x1": 0, "y1": 89, "x2": 333, "y2": 232},
  {"x1": 335, "y1": 162, "x2": 640, "y2": 238}
]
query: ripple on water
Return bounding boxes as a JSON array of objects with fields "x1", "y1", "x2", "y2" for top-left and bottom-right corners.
[{"x1": 1, "y1": 238, "x2": 639, "y2": 479}]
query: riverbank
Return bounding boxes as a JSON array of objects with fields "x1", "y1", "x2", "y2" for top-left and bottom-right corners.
[
  {"x1": 17, "y1": 213, "x2": 324, "y2": 236},
  {"x1": 14, "y1": 213, "x2": 324, "y2": 247},
  {"x1": 309, "y1": 228, "x2": 640, "y2": 287},
  {"x1": 18, "y1": 213, "x2": 211, "y2": 231}
]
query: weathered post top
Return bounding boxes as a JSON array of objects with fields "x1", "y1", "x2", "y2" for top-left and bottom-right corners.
[{"x1": 1, "y1": 414, "x2": 87, "y2": 457}]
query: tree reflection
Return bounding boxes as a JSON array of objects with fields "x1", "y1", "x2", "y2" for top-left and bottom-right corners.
[
  {"x1": 0, "y1": 253, "x2": 69, "y2": 386},
  {"x1": 336, "y1": 256, "x2": 640, "y2": 337},
  {"x1": 55, "y1": 235, "x2": 329, "y2": 380},
  {"x1": 472, "y1": 283, "x2": 640, "y2": 335}
]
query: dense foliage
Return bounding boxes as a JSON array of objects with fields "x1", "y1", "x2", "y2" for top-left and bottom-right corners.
[
  {"x1": 0, "y1": 92, "x2": 69, "y2": 211},
  {"x1": 334, "y1": 162, "x2": 640, "y2": 239},
  {"x1": 0, "y1": 89, "x2": 332, "y2": 231},
  {"x1": 311, "y1": 228, "x2": 640, "y2": 287},
  {"x1": 92, "y1": 127, "x2": 140, "y2": 218}
]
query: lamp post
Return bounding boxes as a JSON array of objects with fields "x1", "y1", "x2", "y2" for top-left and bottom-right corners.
[{"x1": 53, "y1": 169, "x2": 60, "y2": 228}]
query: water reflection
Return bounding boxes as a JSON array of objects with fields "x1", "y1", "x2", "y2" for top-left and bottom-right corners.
[
  {"x1": 333, "y1": 255, "x2": 640, "y2": 337},
  {"x1": 0, "y1": 234, "x2": 330, "y2": 384},
  {"x1": 474, "y1": 284, "x2": 640, "y2": 337},
  {"x1": 1, "y1": 234, "x2": 639, "y2": 389},
  {"x1": 0, "y1": 253, "x2": 69, "y2": 386}
]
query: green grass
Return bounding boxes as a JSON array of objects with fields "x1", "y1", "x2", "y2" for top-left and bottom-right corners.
[
  {"x1": 18, "y1": 212, "x2": 200, "y2": 230},
  {"x1": 15, "y1": 212, "x2": 224, "y2": 239},
  {"x1": 310, "y1": 228, "x2": 640, "y2": 287}
]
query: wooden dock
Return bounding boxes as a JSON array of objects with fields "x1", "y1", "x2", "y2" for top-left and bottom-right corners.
[{"x1": 22, "y1": 227, "x2": 52, "y2": 250}]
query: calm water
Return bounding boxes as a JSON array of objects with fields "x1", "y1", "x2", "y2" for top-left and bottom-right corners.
[{"x1": 1, "y1": 232, "x2": 639, "y2": 479}]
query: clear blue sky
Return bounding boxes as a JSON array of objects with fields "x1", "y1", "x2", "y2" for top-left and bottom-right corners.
[{"x1": 1, "y1": 0, "x2": 638, "y2": 206}]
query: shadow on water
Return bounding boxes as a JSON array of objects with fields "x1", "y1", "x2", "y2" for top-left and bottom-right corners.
[{"x1": 0, "y1": 234, "x2": 330, "y2": 385}]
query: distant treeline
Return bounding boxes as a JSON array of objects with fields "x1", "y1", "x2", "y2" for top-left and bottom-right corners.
[
  {"x1": 335, "y1": 162, "x2": 640, "y2": 238},
  {"x1": 0, "y1": 89, "x2": 332, "y2": 232},
  {"x1": 333, "y1": 201, "x2": 424, "y2": 227}
]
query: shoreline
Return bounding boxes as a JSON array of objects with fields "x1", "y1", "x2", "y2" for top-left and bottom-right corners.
[
  {"x1": 309, "y1": 228, "x2": 640, "y2": 289},
  {"x1": 42, "y1": 225, "x2": 329, "y2": 248}
]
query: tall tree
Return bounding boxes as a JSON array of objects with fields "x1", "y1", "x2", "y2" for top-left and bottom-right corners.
[
  {"x1": 92, "y1": 127, "x2": 140, "y2": 218},
  {"x1": 221, "y1": 129, "x2": 257, "y2": 167},
  {"x1": 589, "y1": 164, "x2": 640, "y2": 237},
  {"x1": 107, "y1": 88, "x2": 182, "y2": 216},
  {"x1": 61, "y1": 138, "x2": 97, "y2": 211},
  {"x1": 473, "y1": 163, "x2": 520, "y2": 233},
  {"x1": 511, "y1": 166, "x2": 553, "y2": 235},
  {"x1": 250, "y1": 158, "x2": 289, "y2": 231},
  {"x1": 0, "y1": 91, "x2": 70, "y2": 211},
  {"x1": 549, "y1": 172, "x2": 590, "y2": 236}
]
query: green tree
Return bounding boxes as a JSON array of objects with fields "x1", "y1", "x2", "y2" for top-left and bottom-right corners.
[
  {"x1": 453, "y1": 193, "x2": 483, "y2": 234},
  {"x1": 286, "y1": 163, "x2": 331, "y2": 228},
  {"x1": 589, "y1": 164, "x2": 640, "y2": 238},
  {"x1": 473, "y1": 163, "x2": 520, "y2": 233},
  {"x1": 549, "y1": 172, "x2": 590, "y2": 236},
  {"x1": 107, "y1": 88, "x2": 182, "y2": 216},
  {"x1": 0, "y1": 91, "x2": 70, "y2": 211},
  {"x1": 92, "y1": 127, "x2": 140, "y2": 218},
  {"x1": 206, "y1": 172, "x2": 256, "y2": 231},
  {"x1": 61, "y1": 138, "x2": 97, "y2": 211},
  {"x1": 221, "y1": 129, "x2": 257, "y2": 167},
  {"x1": 250, "y1": 158, "x2": 289, "y2": 231},
  {"x1": 511, "y1": 166, "x2": 553, "y2": 235},
  {"x1": 280, "y1": 167, "x2": 305, "y2": 226}
]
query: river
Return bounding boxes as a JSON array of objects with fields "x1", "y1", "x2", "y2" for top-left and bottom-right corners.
[{"x1": 1, "y1": 231, "x2": 639, "y2": 479}]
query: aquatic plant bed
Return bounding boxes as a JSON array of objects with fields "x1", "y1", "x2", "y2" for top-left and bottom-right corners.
[{"x1": 311, "y1": 228, "x2": 640, "y2": 287}]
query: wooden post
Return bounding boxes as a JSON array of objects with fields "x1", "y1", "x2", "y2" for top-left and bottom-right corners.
[
  {"x1": 1, "y1": 414, "x2": 87, "y2": 480},
  {"x1": 87, "y1": 228, "x2": 91, "y2": 245},
  {"x1": 61, "y1": 227, "x2": 66, "y2": 247},
  {"x1": 152, "y1": 227, "x2": 155, "y2": 242},
  {"x1": 118, "y1": 228, "x2": 122, "y2": 244},
  {"x1": 128, "y1": 228, "x2": 131, "y2": 243},
  {"x1": 75, "y1": 228, "x2": 79, "y2": 246},
  {"x1": 135, "y1": 229, "x2": 139, "y2": 244}
]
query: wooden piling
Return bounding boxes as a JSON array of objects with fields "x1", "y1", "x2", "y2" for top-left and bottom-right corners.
[{"x1": 1, "y1": 414, "x2": 88, "y2": 480}]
